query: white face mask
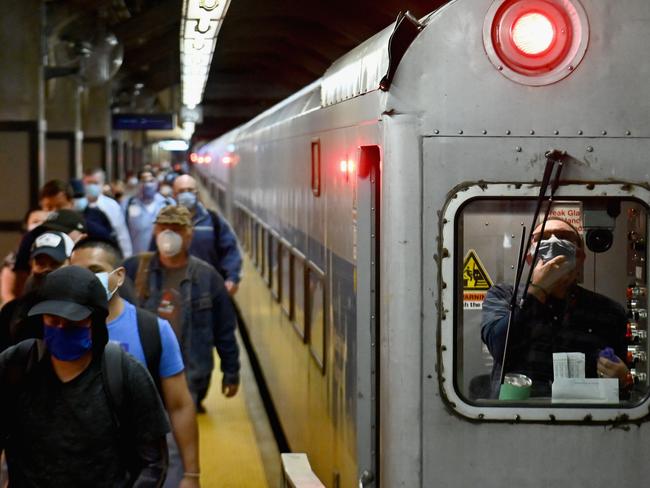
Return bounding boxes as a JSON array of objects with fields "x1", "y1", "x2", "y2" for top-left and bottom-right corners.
[
  {"x1": 95, "y1": 269, "x2": 119, "y2": 301},
  {"x1": 157, "y1": 229, "x2": 183, "y2": 257}
]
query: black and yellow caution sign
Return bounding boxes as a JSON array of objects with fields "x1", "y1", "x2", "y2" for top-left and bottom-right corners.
[{"x1": 463, "y1": 250, "x2": 493, "y2": 291}]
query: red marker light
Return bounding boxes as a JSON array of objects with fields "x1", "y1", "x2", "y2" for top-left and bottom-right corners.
[
  {"x1": 204, "y1": 155, "x2": 212, "y2": 163},
  {"x1": 197, "y1": 156, "x2": 205, "y2": 164},
  {"x1": 511, "y1": 12, "x2": 555, "y2": 55},
  {"x1": 340, "y1": 160, "x2": 348, "y2": 173},
  {"x1": 190, "y1": 152, "x2": 198, "y2": 163},
  {"x1": 222, "y1": 155, "x2": 233, "y2": 165}
]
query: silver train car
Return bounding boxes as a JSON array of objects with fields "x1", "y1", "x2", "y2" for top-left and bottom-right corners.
[{"x1": 195, "y1": 0, "x2": 650, "y2": 486}]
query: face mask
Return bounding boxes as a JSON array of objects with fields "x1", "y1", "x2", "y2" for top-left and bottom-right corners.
[
  {"x1": 85, "y1": 183, "x2": 102, "y2": 199},
  {"x1": 536, "y1": 234, "x2": 577, "y2": 267},
  {"x1": 95, "y1": 269, "x2": 119, "y2": 300},
  {"x1": 74, "y1": 197, "x2": 88, "y2": 212},
  {"x1": 157, "y1": 229, "x2": 183, "y2": 257},
  {"x1": 43, "y1": 324, "x2": 92, "y2": 361},
  {"x1": 141, "y1": 182, "x2": 158, "y2": 201},
  {"x1": 177, "y1": 191, "x2": 197, "y2": 210}
]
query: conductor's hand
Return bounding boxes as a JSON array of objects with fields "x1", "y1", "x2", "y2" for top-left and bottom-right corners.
[
  {"x1": 597, "y1": 356, "x2": 629, "y2": 381},
  {"x1": 530, "y1": 255, "x2": 575, "y2": 298},
  {"x1": 222, "y1": 382, "x2": 239, "y2": 398}
]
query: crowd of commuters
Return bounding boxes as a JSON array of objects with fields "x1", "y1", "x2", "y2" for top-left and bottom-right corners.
[{"x1": 0, "y1": 163, "x2": 243, "y2": 487}]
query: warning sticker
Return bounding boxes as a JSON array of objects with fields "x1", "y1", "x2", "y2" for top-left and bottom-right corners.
[{"x1": 463, "y1": 250, "x2": 493, "y2": 310}]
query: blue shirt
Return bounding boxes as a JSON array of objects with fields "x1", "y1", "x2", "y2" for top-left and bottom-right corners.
[
  {"x1": 123, "y1": 193, "x2": 175, "y2": 254},
  {"x1": 107, "y1": 300, "x2": 184, "y2": 378}
]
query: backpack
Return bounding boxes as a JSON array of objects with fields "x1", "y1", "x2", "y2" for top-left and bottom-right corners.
[
  {"x1": 0, "y1": 340, "x2": 130, "y2": 448},
  {"x1": 134, "y1": 307, "x2": 162, "y2": 394}
]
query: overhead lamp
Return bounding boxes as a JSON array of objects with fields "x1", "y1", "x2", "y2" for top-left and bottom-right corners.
[
  {"x1": 159, "y1": 140, "x2": 190, "y2": 151},
  {"x1": 180, "y1": 0, "x2": 232, "y2": 109}
]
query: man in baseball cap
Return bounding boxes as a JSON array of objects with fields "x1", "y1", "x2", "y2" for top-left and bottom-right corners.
[
  {"x1": 0, "y1": 231, "x2": 75, "y2": 352},
  {"x1": 0, "y1": 266, "x2": 170, "y2": 486}
]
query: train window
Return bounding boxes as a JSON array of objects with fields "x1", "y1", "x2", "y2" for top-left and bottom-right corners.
[
  {"x1": 251, "y1": 220, "x2": 258, "y2": 261},
  {"x1": 265, "y1": 231, "x2": 275, "y2": 287},
  {"x1": 280, "y1": 241, "x2": 293, "y2": 318},
  {"x1": 271, "y1": 233, "x2": 280, "y2": 299},
  {"x1": 292, "y1": 251, "x2": 307, "y2": 342},
  {"x1": 442, "y1": 184, "x2": 650, "y2": 421},
  {"x1": 307, "y1": 263, "x2": 326, "y2": 372},
  {"x1": 257, "y1": 225, "x2": 266, "y2": 274}
]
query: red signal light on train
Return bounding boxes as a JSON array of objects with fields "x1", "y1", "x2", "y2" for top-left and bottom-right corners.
[
  {"x1": 511, "y1": 12, "x2": 555, "y2": 55},
  {"x1": 204, "y1": 155, "x2": 212, "y2": 164},
  {"x1": 197, "y1": 156, "x2": 205, "y2": 164},
  {"x1": 483, "y1": 0, "x2": 589, "y2": 86},
  {"x1": 190, "y1": 152, "x2": 198, "y2": 163}
]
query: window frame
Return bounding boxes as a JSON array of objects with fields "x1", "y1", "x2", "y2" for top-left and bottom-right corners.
[
  {"x1": 440, "y1": 182, "x2": 650, "y2": 423},
  {"x1": 311, "y1": 139, "x2": 321, "y2": 197}
]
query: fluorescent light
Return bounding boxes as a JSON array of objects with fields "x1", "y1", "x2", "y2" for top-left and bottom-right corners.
[
  {"x1": 180, "y1": 0, "x2": 231, "y2": 110},
  {"x1": 159, "y1": 140, "x2": 190, "y2": 151}
]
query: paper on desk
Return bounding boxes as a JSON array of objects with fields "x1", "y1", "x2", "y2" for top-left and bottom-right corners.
[
  {"x1": 553, "y1": 352, "x2": 585, "y2": 379},
  {"x1": 551, "y1": 378, "x2": 619, "y2": 404}
]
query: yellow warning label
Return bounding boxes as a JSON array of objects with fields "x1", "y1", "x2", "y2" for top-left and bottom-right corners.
[{"x1": 463, "y1": 250, "x2": 493, "y2": 291}]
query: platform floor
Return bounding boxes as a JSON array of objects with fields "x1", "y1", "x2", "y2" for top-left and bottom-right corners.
[{"x1": 199, "y1": 331, "x2": 281, "y2": 487}]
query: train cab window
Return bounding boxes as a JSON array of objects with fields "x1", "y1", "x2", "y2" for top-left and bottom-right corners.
[
  {"x1": 307, "y1": 263, "x2": 326, "y2": 372},
  {"x1": 444, "y1": 186, "x2": 650, "y2": 421},
  {"x1": 280, "y1": 241, "x2": 293, "y2": 318},
  {"x1": 292, "y1": 251, "x2": 307, "y2": 342}
]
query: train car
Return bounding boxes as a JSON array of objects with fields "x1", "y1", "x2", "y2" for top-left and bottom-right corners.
[{"x1": 194, "y1": 0, "x2": 650, "y2": 486}]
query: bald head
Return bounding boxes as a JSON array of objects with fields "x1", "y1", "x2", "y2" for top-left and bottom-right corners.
[{"x1": 173, "y1": 174, "x2": 197, "y2": 197}]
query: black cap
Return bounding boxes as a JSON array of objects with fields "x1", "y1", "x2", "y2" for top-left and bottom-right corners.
[
  {"x1": 42, "y1": 209, "x2": 87, "y2": 234},
  {"x1": 30, "y1": 231, "x2": 73, "y2": 263},
  {"x1": 28, "y1": 265, "x2": 108, "y2": 321}
]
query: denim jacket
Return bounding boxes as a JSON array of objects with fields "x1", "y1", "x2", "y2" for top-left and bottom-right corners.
[
  {"x1": 123, "y1": 253, "x2": 240, "y2": 391},
  {"x1": 191, "y1": 203, "x2": 243, "y2": 284}
]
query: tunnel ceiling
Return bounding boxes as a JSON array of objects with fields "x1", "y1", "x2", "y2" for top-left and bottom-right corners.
[{"x1": 51, "y1": 0, "x2": 448, "y2": 140}]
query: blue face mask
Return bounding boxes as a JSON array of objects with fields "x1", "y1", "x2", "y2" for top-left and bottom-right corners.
[
  {"x1": 177, "y1": 191, "x2": 197, "y2": 210},
  {"x1": 85, "y1": 183, "x2": 102, "y2": 199},
  {"x1": 141, "y1": 181, "x2": 158, "y2": 201},
  {"x1": 43, "y1": 324, "x2": 92, "y2": 361},
  {"x1": 95, "y1": 270, "x2": 118, "y2": 301},
  {"x1": 74, "y1": 197, "x2": 88, "y2": 212}
]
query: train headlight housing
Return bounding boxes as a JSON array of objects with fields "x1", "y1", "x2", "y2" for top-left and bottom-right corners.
[{"x1": 483, "y1": 0, "x2": 589, "y2": 86}]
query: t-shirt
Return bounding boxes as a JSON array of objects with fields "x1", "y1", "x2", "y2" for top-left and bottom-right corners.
[
  {"x1": 5, "y1": 353, "x2": 169, "y2": 487},
  {"x1": 107, "y1": 300, "x2": 184, "y2": 379},
  {"x1": 158, "y1": 265, "x2": 188, "y2": 340}
]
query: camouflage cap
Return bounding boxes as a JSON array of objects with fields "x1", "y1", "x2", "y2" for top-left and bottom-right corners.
[{"x1": 155, "y1": 205, "x2": 192, "y2": 227}]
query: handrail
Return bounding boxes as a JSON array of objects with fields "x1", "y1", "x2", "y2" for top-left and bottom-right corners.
[{"x1": 281, "y1": 453, "x2": 325, "y2": 488}]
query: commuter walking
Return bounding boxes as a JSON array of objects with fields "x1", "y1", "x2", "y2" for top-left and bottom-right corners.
[
  {"x1": 71, "y1": 238, "x2": 201, "y2": 488},
  {"x1": 83, "y1": 168, "x2": 133, "y2": 258},
  {"x1": 124, "y1": 205, "x2": 240, "y2": 412},
  {"x1": 172, "y1": 175, "x2": 242, "y2": 295},
  {"x1": 124, "y1": 170, "x2": 174, "y2": 254},
  {"x1": 0, "y1": 266, "x2": 169, "y2": 487}
]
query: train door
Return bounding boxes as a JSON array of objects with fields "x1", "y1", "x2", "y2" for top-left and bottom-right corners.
[{"x1": 355, "y1": 145, "x2": 380, "y2": 487}]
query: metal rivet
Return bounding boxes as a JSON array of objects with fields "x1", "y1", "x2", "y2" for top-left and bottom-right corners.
[
  {"x1": 577, "y1": 130, "x2": 583, "y2": 135},
  {"x1": 515, "y1": 146, "x2": 522, "y2": 152},
  {"x1": 530, "y1": 130, "x2": 535, "y2": 135},
  {"x1": 498, "y1": 65, "x2": 503, "y2": 71},
  {"x1": 434, "y1": 129, "x2": 439, "y2": 134},
  {"x1": 506, "y1": 130, "x2": 511, "y2": 135},
  {"x1": 586, "y1": 146, "x2": 594, "y2": 152},
  {"x1": 511, "y1": 265, "x2": 515, "y2": 269},
  {"x1": 511, "y1": 234, "x2": 515, "y2": 238},
  {"x1": 602, "y1": 130, "x2": 607, "y2": 135},
  {"x1": 553, "y1": 130, "x2": 559, "y2": 135},
  {"x1": 482, "y1": 130, "x2": 487, "y2": 135},
  {"x1": 568, "y1": 65, "x2": 574, "y2": 71},
  {"x1": 484, "y1": 222, "x2": 489, "y2": 226},
  {"x1": 458, "y1": 130, "x2": 464, "y2": 135},
  {"x1": 626, "y1": 130, "x2": 632, "y2": 136}
]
